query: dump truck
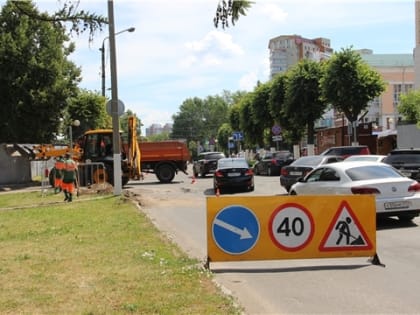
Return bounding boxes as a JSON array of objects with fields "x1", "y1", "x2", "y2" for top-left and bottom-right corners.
[{"x1": 29, "y1": 116, "x2": 191, "y2": 186}]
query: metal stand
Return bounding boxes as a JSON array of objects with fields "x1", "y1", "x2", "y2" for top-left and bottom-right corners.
[{"x1": 368, "y1": 253, "x2": 385, "y2": 267}]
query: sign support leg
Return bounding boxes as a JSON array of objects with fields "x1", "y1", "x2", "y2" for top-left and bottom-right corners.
[{"x1": 368, "y1": 253, "x2": 385, "y2": 267}]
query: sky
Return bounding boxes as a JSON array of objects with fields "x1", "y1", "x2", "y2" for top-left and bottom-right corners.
[{"x1": 29, "y1": 1, "x2": 417, "y2": 133}]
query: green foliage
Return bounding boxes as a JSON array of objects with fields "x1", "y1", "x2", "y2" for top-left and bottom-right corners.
[
  {"x1": 284, "y1": 60, "x2": 327, "y2": 144},
  {"x1": 398, "y1": 90, "x2": 420, "y2": 127},
  {"x1": 66, "y1": 89, "x2": 110, "y2": 140},
  {"x1": 0, "y1": 0, "x2": 81, "y2": 143},
  {"x1": 171, "y1": 94, "x2": 230, "y2": 149},
  {"x1": 11, "y1": 0, "x2": 108, "y2": 43},
  {"x1": 214, "y1": 0, "x2": 253, "y2": 29},
  {"x1": 320, "y1": 47, "x2": 385, "y2": 123},
  {"x1": 120, "y1": 109, "x2": 142, "y2": 143},
  {"x1": 217, "y1": 123, "x2": 233, "y2": 155},
  {"x1": 251, "y1": 81, "x2": 273, "y2": 143}
]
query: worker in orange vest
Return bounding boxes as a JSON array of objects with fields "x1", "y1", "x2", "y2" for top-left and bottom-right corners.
[
  {"x1": 62, "y1": 153, "x2": 78, "y2": 202},
  {"x1": 54, "y1": 156, "x2": 65, "y2": 194}
]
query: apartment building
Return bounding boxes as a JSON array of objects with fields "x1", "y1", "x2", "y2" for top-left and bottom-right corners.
[
  {"x1": 359, "y1": 50, "x2": 414, "y2": 131},
  {"x1": 268, "y1": 35, "x2": 333, "y2": 79}
]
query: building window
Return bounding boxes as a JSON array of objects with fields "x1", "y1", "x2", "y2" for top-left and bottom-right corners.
[{"x1": 393, "y1": 84, "x2": 413, "y2": 105}]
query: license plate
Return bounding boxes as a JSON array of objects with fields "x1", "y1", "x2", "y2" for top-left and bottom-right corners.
[
  {"x1": 228, "y1": 172, "x2": 241, "y2": 177},
  {"x1": 384, "y1": 201, "x2": 410, "y2": 210},
  {"x1": 290, "y1": 171, "x2": 302, "y2": 176}
]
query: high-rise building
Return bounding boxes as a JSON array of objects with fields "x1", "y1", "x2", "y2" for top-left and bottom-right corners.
[
  {"x1": 268, "y1": 35, "x2": 333, "y2": 79},
  {"x1": 145, "y1": 123, "x2": 173, "y2": 137}
]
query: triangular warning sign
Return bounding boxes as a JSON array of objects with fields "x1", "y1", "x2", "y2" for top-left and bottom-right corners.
[{"x1": 319, "y1": 201, "x2": 373, "y2": 251}]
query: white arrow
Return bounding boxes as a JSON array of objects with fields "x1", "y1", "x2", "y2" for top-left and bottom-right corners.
[{"x1": 214, "y1": 218, "x2": 253, "y2": 239}]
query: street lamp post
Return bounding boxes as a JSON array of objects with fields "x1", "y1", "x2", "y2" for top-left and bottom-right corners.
[
  {"x1": 100, "y1": 26, "x2": 135, "y2": 96},
  {"x1": 69, "y1": 119, "x2": 80, "y2": 157}
]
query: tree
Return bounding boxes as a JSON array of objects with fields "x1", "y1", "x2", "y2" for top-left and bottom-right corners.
[
  {"x1": 398, "y1": 90, "x2": 420, "y2": 127},
  {"x1": 120, "y1": 109, "x2": 142, "y2": 143},
  {"x1": 0, "y1": 0, "x2": 81, "y2": 143},
  {"x1": 238, "y1": 93, "x2": 261, "y2": 148},
  {"x1": 283, "y1": 60, "x2": 327, "y2": 144},
  {"x1": 214, "y1": 0, "x2": 253, "y2": 29},
  {"x1": 268, "y1": 73, "x2": 302, "y2": 145},
  {"x1": 321, "y1": 48, "x2": 385, "y2": 142},
  {"x1": 10, "y1": 0, "x2": 107, "y2": 42},
  {"x1": 250, "y1": 81, "x2": 273, "y2": 146},
  {"x1": 217, "y1": 123, "x2": 233, "y2": 155},
  {"x1": 171, "y1": 94, "x2": 229, "y2": 152},
  {"x1": 65, "y1": 89, "x2": 110, "y2": 140}
]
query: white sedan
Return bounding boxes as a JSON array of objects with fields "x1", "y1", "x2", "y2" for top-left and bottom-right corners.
[{"x1": 289, "y1": 161, "x2": 420, "y2": 221}]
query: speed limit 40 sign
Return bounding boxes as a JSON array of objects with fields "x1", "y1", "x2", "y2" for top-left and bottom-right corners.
[
  {"x1": 206, "y1": 195, "x2": 376, "y2": 262},
  {"x1": 269, "y1": 203, "x2": 314, "y2": 252}
]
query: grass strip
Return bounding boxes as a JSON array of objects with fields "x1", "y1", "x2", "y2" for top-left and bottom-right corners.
[{"x1": 0, "y1": 192, "x2": 241, "y2": 314}]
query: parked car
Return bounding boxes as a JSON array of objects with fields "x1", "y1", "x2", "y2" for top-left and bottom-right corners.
[
  {"x1": 193, "y1": 152, "x2": 225, "y2": 178},
  {"x1": 280, "y1": 155, "x2": 344, "y2": 192},
  {"x1": 319, "y1": 145, "x2": 370, "y2": 159},
  {"x1": 289, "y1": 161, "x2": 420, "y2": 221},
  {"x1": 383, "y1": 148, "x2": 420, "y2": 181},
  {"x1": 344, "y1": 155, "x2": 387, "y2": 162},
  {"x1": 213, "y1": 158, "x2": 254, "y2": 193},
  {"x1": 253, "y1": 150, "x2": 294, "y2": 176}
]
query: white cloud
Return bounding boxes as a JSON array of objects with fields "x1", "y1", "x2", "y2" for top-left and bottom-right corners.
[
  {"x1": 258, "y1": 3, "x2": 288, "y2": 22},
  {"x1": 239, "y1": 72, "x2": 258, "y2": 91}
]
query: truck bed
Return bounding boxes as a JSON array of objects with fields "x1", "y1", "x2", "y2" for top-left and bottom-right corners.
[{"x1": 139, "y1": 141, "x2": 190, "y2": 162}]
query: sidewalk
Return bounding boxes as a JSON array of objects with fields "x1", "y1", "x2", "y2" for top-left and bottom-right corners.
[{"x1": 0, "y1": 182, "x2": 43, "y2": 194}]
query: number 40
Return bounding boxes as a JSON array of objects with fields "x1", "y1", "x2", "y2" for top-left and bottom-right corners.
[{"x1": 276, "y1": 217, "x2": 304, "y2": 236}]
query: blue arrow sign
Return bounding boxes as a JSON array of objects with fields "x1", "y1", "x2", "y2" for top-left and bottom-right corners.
[{"x1": 212, "y1": 205, "x2": 260, "y2": 255}]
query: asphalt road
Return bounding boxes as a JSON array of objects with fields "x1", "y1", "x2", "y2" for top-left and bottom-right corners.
[{"x1": 126, "y1": 167, "x2": 420, "y2": 315}]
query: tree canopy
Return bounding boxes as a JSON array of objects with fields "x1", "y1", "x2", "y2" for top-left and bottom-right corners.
[
  {"x1": 283, "y1": 60, "x2": 327, "y2": 144},
  {"x1": 321, "y1": 48, "x2": 385, "y2": 125},
  {"x1": 398, "y1": 90, "x2": 420, "y2": 127},
  {"x1": 213, "y1": 0, "x2": 253, "y2": 29},
  {"x1": 0, "y1": 0, "x2": 81, "y2": 143}
]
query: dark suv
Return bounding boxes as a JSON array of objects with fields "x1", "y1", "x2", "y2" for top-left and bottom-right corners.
[
  {"x1": 193, "y1": 152, "x2": 225, "y2": 177},
  {"x1": 319, "y1": 145, "x2": 370, "y2": 159},
  {"x1": 383, "y1": 149, "x2": 420, "y2": 181},
  {"x1": 253, "y1": 150, "x2": 294, "y2": 176}
]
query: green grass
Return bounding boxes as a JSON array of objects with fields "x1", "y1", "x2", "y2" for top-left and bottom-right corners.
[{"x1": 0, "y1": 192, "x2": 241, "y2": 314}]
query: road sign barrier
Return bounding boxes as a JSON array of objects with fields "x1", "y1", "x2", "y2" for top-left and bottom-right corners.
[{"x1": 206, "y1": 195, "x2": 379, "y2": 265}]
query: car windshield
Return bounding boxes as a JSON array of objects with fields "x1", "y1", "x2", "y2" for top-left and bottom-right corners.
[
  {"x1": 218, "y1": 159, "x2": 248, "y2": 169},
  {"x1": 200, "y1": 153, "x2": 225, "y2": 160},
  {"x1": 292, "y1": 156, "x2": 324, "y2": 166},
  {"x1": 385, "y1": 154, "x2": 420, "y2": 163},
  {"x1": 346, "y1": 155, "x2": 380, "y2": 161},
  {"x1": 345, "y1": 165, "x2": 402, "y2": 181}
]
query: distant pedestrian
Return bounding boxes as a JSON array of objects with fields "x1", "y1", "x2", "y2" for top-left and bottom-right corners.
[
  {"x1": 62, "y1": 153, "x2": 77, "y2": 202},
  {"x1": 53, "y1": 155, "x2": 65, "y2": 194}
]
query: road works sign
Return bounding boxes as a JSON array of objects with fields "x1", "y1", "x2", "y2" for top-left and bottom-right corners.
[{"x1": 206, "y1": 195, "x2": 376, "y2": 262}]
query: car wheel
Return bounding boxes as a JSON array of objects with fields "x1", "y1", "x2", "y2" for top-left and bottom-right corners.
[{"x1": 289, "y1": 190, "x2": 297, "y2": 195}]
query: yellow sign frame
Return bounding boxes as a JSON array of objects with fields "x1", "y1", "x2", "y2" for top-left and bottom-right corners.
[{"x1": 207, "y1": 195, "x2": 376, "y2": 262}]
